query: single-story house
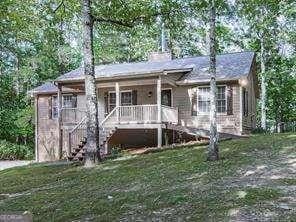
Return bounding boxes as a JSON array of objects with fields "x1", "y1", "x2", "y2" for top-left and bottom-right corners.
[{"x1": 30, "y1": 51, "x2": 259, "y2": 162}]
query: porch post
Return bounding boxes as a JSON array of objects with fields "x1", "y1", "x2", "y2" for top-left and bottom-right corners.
[
  {"x1": 34, "y1": 95, "x2": 39, "y2": 162},
  {"x1": 115, "y1": 82, "x2": 120, "y2": 123},
  {"x1": 157, "y1": 76, "x2": 162, "y2": 147},
  {"x1": 57, "y1": 84, "x2": 63, "y2": 159}
]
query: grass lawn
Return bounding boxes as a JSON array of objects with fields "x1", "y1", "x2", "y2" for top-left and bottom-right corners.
[{"x1": 0, "y1": 133, "x2": 295, "y2": 221}]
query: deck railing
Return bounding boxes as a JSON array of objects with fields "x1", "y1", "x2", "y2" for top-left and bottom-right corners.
[
  {"x1": 162, "y1": 105, "x2": 179, "y2": 124},
  {"x1": 68, "y1": 117, "x2": 86, "y2": 157},
  {"x1": 67, "y1": 104, "x2": 178, "y2": 157},
  {"x1": 119, "y1": 104, "x2": 159, "y2": 123}
]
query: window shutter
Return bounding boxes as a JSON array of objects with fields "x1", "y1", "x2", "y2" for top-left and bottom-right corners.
[
  {"x1": 48, "y1": 97, "x2": 52, "y2": 119},
  {"x1": 72, "y1": 95, "x2": 77, "y2": 108},
  {"x1": 132, "y1": 90, "x2": 137, "y2": 105},
  {"x1": 227, "y1": 85, "x2": 233, "y2": 115},
  {"x1": 243, "y1": 90, "x2": 248, "y2": 116},
  {"x1": 104, "y1": 92, "x2": 109, "y2": 115},
  {"x1": 191, "y1": 89, "x2": 197, "y2": 116}
]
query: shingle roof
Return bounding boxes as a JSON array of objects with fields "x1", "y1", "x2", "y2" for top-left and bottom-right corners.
[
  {"x1": 56, "y1": 51, "x2": 255, "y2": 82},
  {"x1": 29, "y1": 82, "x2": 57, "y2": 95},
  {"x1": 31, "y1": 51, "x2": 255, "y2": 94},
  {"x1": 178, "y1": 51, "x2": 255, "y2": 83}
]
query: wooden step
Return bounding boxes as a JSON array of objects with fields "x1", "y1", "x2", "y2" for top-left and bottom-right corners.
[
  {"x1": 67, "y1": 156, "x2": 74, "y2": 161},
  {"x1": 75, "y1": 148, "x2": 82, "y2": 152},
  {"x1": 71, "y1": 151, "x2": 78, "y2": 156}
]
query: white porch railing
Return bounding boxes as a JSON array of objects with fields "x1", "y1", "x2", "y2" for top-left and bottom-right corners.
[
  {"x1": 103, "y1": 104, "x2": 159, "y2": 125},
  {"x1": 62, "y1": 105, "x2": 179, "y2": 125},
  {"x1": 67, "y1": 104, "x2": 179, "y2": 157},
  {"x1": 101, "y1": 104, "x2": 178, "y2": 125},
  {"x1": 162, "y1": 105, "x2": 179, "y2": 124}
]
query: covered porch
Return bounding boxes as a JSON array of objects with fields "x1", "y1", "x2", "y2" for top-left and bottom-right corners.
[{"x1": 58, "y1": 75, "x2": 179, "y2": 149}]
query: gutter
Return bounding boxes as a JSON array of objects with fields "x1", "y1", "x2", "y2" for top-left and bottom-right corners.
[{"x1": 176, "y1": 77, "x2": 244, "y2": 86}]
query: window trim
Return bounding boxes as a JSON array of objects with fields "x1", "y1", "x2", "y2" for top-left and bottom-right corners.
[
  {"x1": 108, "y1": 90, "x2": 133, "y2": 112},
  {"x1": 52, "y1": 96, "x2": 58, "y2": 119},
  {"x1": 243, "y1": 88, "x2": 248, "y2": 117},
  {"x1": 62, "y1": 94, "x2": 77, "y2": 109},
  {"x1": 196, "y1": 85, "x2": 227, "y2": 115},
  {"x1": 161, "y1": 88, "x2": 173, "y2": 107},
  {"x1": 51, "y1": 94, "x2": 77, "y2": 119}
]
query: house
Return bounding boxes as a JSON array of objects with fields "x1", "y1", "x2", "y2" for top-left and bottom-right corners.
[{"x1": 30, "y1": 51, "x2": 259, "y2": 162}]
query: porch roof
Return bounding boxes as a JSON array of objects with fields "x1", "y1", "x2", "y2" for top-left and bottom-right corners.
[{"x1": 30, "y1": 51, "x2": 255, "y2": 94}]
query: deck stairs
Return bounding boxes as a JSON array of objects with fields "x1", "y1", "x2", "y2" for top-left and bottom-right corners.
[{"x1": 67, "y1": 127, "x2": 117, "y2": 161}]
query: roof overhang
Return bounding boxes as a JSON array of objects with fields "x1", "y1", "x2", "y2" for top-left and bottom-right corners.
[
  {"x1": 54, "y1": 68, "x2": 192, "y2": 84},
  {"x1": 176, "y1": 78, "x2": 241, "y2": 86}
]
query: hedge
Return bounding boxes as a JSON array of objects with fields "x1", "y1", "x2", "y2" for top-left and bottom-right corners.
[{"x1": 0, "y1": 140, "x2": 33, "y2": 160}]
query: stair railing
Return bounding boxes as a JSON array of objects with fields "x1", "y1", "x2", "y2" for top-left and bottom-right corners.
[
  {"x1": 67, "y1": 107, "x2": 119, "y2": 158},
  {"x1": 68, "y1": 117, "x2": 86, "y2": 157}
]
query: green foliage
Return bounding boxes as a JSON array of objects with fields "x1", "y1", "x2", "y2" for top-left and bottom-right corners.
[
  {"x1": 266, "y1": 56, "x2": 296, "y2": 122},
  {"x1": 0, "y1": 0, "x2": 295, "y2": 149},
  {"x1": 0, "y1": 140, "x2": 33, "y2": 160}
]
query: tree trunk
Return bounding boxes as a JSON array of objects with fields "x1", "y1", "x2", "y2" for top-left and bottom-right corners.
[
  {"x1": 207, "y1": 0, "x2": 219, "y2": 161},
  {"x1": 82, "y1": 0, "x2": 101, "y2": 167},
  {"x1": 260, "y1": 37, "x2": 267, "y2": 130}
]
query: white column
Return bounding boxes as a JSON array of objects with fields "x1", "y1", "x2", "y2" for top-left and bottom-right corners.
[
  {"x1": 157, "y1": 77, "x2": 162, "y2": 123},
  {"x1": 57, "y1": 84, "x2": 63, "y2": 159},
  {"x1": 34, "y1": 95, "x2": 39, "y2": 162},
  {"x1": 157, "y1": 76, "x2": 162, "y2": 147},
  {"x1": 115, "y1": 82, "x2": 120, "y2": 123},
  {"x1": 239, "y1": 86, "x2": 243, "y2": 134}
]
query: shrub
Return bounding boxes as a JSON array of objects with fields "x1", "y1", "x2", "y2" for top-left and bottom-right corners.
[
  {"x1": 0, "y1": 140, "x2": 33, "y2": 160},
  {"x1": 251, "y1": 127, "x2": 269, "y2": 134}
]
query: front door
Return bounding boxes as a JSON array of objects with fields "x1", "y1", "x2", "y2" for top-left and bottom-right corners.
[{"x1": 161, "y1": 89, "x2": 172, "y2": 107}]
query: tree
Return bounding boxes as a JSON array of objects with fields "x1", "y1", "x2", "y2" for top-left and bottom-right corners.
[
  {"x1": 208, "y1": 0, "x2": 219, "y2": 161},
  {"x1": 82, "y1": 0, "x2": 101, "y2": 166}
]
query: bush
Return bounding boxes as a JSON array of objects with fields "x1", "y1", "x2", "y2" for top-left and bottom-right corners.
[
  {"x1": 251, "y1": 127, "x2": 269, "y2": 134},
  {"x1": 0, "y1": 140, "x2": 33, "y2": 160}
]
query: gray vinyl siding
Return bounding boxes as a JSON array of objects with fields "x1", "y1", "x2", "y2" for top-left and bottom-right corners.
[
  {"x1": 173, "y1": 84, "x2": 241, "y2": 135},
  {"x1": 241, "y1": 66, "x2": 257, "y2": 134},
  {"x1": 36, "y1": 78, "x2": 256, "y2": 162}
]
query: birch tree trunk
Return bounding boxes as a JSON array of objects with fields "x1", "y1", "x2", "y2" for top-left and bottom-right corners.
[
  {"x1": 208, "y1": 0, "x2": 219, "y2": 161},
  {"x1": 82, "y1": 0, "x2": 101, "y2": 166},
  {"x1": 260, "y1": 38, "x2": 267, "y2": 130}
]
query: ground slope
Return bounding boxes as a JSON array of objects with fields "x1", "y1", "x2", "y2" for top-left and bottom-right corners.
[{"x1": 0, "y1": 133, "x2": 295, "y2": 221}]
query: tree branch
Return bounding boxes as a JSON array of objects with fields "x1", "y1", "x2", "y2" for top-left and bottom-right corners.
[
  {"x1": 53, "y1": 0, "x2": 64, "y2": 13},
  {"x1": 92, "y1": 16, "x2": 134, "y2": 28},
  {"x1": 92, "y1": 8, "x2": 184, "y2": 28}
]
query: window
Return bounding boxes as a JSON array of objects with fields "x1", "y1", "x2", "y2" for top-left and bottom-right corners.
[
  {"x1": 51, "y1": 94, "x2": 77, "y2": 119},
  {"x1": 193, "y1": 86, "x2": 226, "y2": 114},
  {"x1": 63, "y1": 95, "x2": 77, "y2": 108},
  {"x1": 161, "y1": 89, "x2": 172, "y2": 106},
  {"x1": 108, "y1": 91, "x2": 132, "y2": 112},
  {"x1": 198, "y1": 87, "x2": 210, "y2": 113},
  {"x1": 52, "y1": 96, "x2": 58, "y2": 119},
  {"x1": 108, "y1": 92, "x2": 116, "y2": 112},
  {"x1": 217, "y1": 86, "x2": 226, "y2": 113},
  {"x1": 121, "y1": 91, "x2": 132, "y2": 106}
]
